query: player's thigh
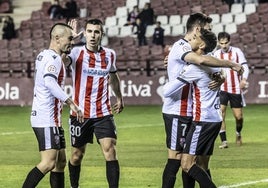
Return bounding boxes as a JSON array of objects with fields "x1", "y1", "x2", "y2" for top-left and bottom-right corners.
[
  {"x1": 232, "y1": 107, "x2": 243, "y2": 119},
  {"x1": 162, "y1": 113, "x2": 192, "y2": 151}
]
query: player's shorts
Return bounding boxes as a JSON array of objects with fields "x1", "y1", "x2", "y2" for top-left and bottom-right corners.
[
  {"x1": 33, "y1": 126, "x2": 66, "y2": 151},
  {"x1": 162, "y1": 113, "x2": 192, "y2": 151},
  {"x1": 220, "y1": 91, "x2": 243, "y2": 108},
  {"x1": 69, "y1": 115, "x2": 117, "y2": 148},
  {"x1": 183, "y1": 121, "x2": 221, "y2": 156}
]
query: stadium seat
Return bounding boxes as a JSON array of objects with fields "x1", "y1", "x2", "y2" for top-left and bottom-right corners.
[
  {"x1": 240, "y1": 32, "x2": 254, "y2": 44},
  {"x1": 106, "y1": 26, "x2": 120, "y2": 37},
  {"x1": 244, "y1": 3, "x2": 256, "y2": 15},
  {"x1": 181, "y1": 15, "x2": 190, "y2": 25},
  {"x1": 255, "y1": 32, "x2": 267, "y2": 45},
  {"x1": 138, "y1": 45, "x2": 150, "y2": 60},
  {"x1": 225, "y1": 23, "x2": 237, "y2": 34},
  {"x1": 122, "y1": 36, "x2": 135, "y2": 46},
  {"x1": 171, "y1": 25, "x2": 184, "y2": 36},
  {"x1": 126, "y1": 0, "x2": 138, "y2": 8},
  {"x1": 217, "y1": 4, "x2": 229, "y2": 14},
  {"x1": 20, "y1": 38, "x2": 32, "y2": 49},
  {"x1": 115, "y1": 6, "x2": 128, "y2": 18},
  {"x1": 244, "y1": 43, "x2": 259, "y2": 57},
  {"x1": 247, "y1": 13, "x2": 260, "y2": 25},
  {"x1": 8, "y1": 38, "x2": 20, "y2": 49},
  {"x1": 230, "y1": 3, "x2": 243, "y2": 14},
  {"x1": 237, "y1": 23, "x2": 250, "y2": 34},
  {"x1": 156, "y1": 15, "x2": 169, "y2": 25},
  {"x1": 138, "y1": 0, "x2": 150, "y2": 9},
  {"x1": 169, "y1": 15, "x2": 181, "y2": 25},
  {"x1": 162, "y1": 25, "x2": 171, "y2": 35},
  {"x1": 221, "y1": 13, "x2": 233, "y2": 24},
  {"x1": 120, "y1": 26, "x2": 133, "y2": 37},
  {"x1": 0, "y1": 39, "x2": 8, "y2": 49},
  {"x1": 105, "y1": 16, "x2": 117, "y2": 27},
  {"x1": 259, "y1": 43, "x2": 268, "y2": 55},
  {"x1": 257, "y1": 3, "x2": 268, "y2": 15},
  {"x1": 234, "y1": 13, "x2": 246, "y2": 24},
  {"x1": 209, "y1": 14, "x2": 220, "y2": 24},
  {"x1": 145, "y1": 25, "x2": 155, "y2": 37},
  {"x1": 0, "y1": 48, "x2": 9, "y2": 61},
  {"x1": 212, "y1": 23, "x2": 224, "y2": 35}
]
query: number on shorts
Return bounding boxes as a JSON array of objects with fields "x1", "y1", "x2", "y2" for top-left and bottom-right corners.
[{"x1": 69, "y1": 125, "x2": 81, "y2": 137}]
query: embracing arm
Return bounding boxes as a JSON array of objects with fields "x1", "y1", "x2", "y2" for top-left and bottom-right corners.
[
  {"x1": 184, "y1": 52, "x2": 243, "y2": 74},
  {"x1": 163, "y1": 77, "x2": 188, "y2": 97}
]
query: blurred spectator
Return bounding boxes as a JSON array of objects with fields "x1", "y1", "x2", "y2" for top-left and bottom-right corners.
[
  {"x1": 137, "y1": 2, "x2": 155, "y2": 27},
  {"x1": 47, "y1": 0, "x2": 64, "y2": 20},
  {"x1": 64, "y1": 0, "x2": 78, "y2": 21},
  {"x1": 222, "y1": 0, "x2": 234, "y2": 11},
  {"x1": 152, "y1": 21, "x2": 165, "y2": 47},
  {"x1": 135, "y1": 18, "x2": 147, "y2": 46},
  {"x1": 124, "y1": 5, "x2": 139, "y2": 26},
  {"x1": 2, "y1": 15, "x2": 16, "y2": 40}
]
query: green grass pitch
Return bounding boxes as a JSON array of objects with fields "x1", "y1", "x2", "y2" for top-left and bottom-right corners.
[{"x1": 0, "y1": 104, "x2": 268, "y2": 188}]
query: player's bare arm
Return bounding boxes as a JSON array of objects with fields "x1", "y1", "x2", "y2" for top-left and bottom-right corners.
[
  {"x1": 65, "y1": 97, "x2": 84, "y2": 123},
  {"x1": 109, "y1": 72, "x2": 124, "y2": 114},
  {"x1": 184, "y1": 52, "x2": 243, "y2": 74}
]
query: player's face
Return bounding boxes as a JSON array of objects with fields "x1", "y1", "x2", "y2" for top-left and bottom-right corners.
[
  {"x1": 84, "y1": 23, "x2": 103, "y2": 51},
  {"x1": 59, "y1": 30, "x2": 74, "y2": 54},
  {"x1": 218, "y1": 38, "x2": 230, "y2": 53},
  {"x1": 189, "y1": 32, "x2": 204, "y2": 51}
]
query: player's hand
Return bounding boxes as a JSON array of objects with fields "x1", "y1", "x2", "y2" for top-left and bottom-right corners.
[
  {"x1": 208, "y1": 70, "x2": 226, "y2": 91},
  {"x1": 68, "y1": 19, "x2": 83, "y2": 39},
  {"x1": 240, "y1": 79, "x2": 249, "y2": 90},
  {"x1": 113, "y1": 98, "x2": 124, "y2": 114},
  {"x1": 66, "y1": 98, "x2": 84, "y2": 123},
  {"x1": 231, "y1": 63, "x2": 244, "y2": 75}
]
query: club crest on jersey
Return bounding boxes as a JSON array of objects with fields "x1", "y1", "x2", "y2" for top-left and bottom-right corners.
[{"x1": 47, "y1": 65, "x2": 57, "y2": 73}]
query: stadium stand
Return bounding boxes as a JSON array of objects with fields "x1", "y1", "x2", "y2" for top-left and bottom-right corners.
[{"x1": 0, "y1": 0, "x2": 268, "y2": 77}]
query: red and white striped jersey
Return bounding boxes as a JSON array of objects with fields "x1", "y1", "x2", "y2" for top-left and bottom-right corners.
[
  {"x1": 163, "y1": 64, "x2": 222, "y2": 122},
  {"x1": 162, "y1": 38, "x2": 193, "y2": 117},
  {"x1": 31, "y1": 49, "x2": 67, "y2": 128},
  {"x1": 213, "y1": 46, "x2": 248, "y2": 94},
  {"x1": 69, "y1": 46, "x2": 117, "y2": 118}
]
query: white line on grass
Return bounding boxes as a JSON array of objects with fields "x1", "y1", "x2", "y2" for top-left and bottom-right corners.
[
  {"x1": 0, "y1": 131, "x2": 32, "y2": 136},
  {"x1": 218, "y1": 178, "x2": 268, "y2": 188}
]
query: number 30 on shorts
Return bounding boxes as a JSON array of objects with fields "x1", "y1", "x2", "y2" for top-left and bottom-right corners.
[{"x1": 69, "y1": 124, "x2": 81, "y2": 137}]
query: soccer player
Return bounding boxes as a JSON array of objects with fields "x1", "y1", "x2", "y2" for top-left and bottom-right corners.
[
  {"x1": 22, "y1": 23, "x2": 83, "y2": 188},
  {"x1": 214, "y1": 31, "x2": 249, "y2": 148},
  {"x1": 62, "y1": 19, "x2": 124, "y2": 188},
  {"x1": 161, "y1": 12, "x2": 242, "y2": 188},
  {"x1": 163, "y1": 28, "x2": 224, "y2": 188}
]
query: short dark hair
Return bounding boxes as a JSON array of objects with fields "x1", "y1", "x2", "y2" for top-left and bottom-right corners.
[
  {"x1": 186, "y1": 13, "x2": 212, "y2": 32},
  {"x1": 85, "y1": 18, "x2": 104, "y2": 33},
  {"x1": 49, "y1": 22, "x2": 72, "y2": 39},
  {"x1": 217, "y1": 31, "x2": 230, "y2": 41},
  {"x1": 200, "y1": 28, "x2": 217, "y2": 54}
]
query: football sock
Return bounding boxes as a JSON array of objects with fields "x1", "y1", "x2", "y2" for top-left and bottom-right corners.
[
  {"x1": 50, "y1": 171, "x2": 64, "y2": 188},
  {"x1": 22, "y1": 166, "x2": 44, "y2": 188},
  {"x1": 106, "y1": 160, "x2": 120, "y2": 188},
  {"x1": 162, "y1": 159, "x2": 181, "y2": 188},
  {"x1": 188, "y1": 164, "x2": 216, "y2": 188},
  {"x1": 68, "y1": 161, "x2": 81, "y2": 188},
  {"x1": 182, "y1": 170, "x2": 195, "y2": 188},
  {"x1": 236, "y1": 119, "x2": 243, "y2": 133},
  {"x1": 219, "y1": 130, "x2": 227, "y2": 142}
]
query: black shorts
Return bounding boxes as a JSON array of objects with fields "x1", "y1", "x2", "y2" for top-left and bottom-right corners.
[
  {"x1": 33, "y1": 126, "x2": 66, "y2": 151},
  {"x1": 220, "y1": 91, "x2": 243, "y2": 108},
  {"x1": 69, "y1": 115, "x2": 117, "y2": 148},
  {"x1": 183, "y1": 121, "x2": 221, "y2": 156},
  {"x1": 163, "y1": 113, "x2": 192, "y2": 151}
]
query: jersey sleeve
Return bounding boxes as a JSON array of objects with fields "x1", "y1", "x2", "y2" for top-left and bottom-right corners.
[{"x1": 109, "y1": 48, "x2": 117, "y2": 73}]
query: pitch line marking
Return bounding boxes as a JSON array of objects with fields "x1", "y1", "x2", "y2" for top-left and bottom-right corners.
[
  {"x1": 218, "y1": 178, "x2": 268, "y2": 188},
  {"x1": 0, "y1": 131, "x2": 32, "y2": 136}
]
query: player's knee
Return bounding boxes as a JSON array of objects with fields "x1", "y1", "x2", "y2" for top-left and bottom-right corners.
[{"x1": 71, "y1": 150, "x2": 84, "y2": 164}]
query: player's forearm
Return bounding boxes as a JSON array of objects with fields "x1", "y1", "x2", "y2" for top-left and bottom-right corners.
[
  {"x1": 201, "y1": 55, "x2": 235, "y2": 68},
  {"x1": 163, "y1": 78, "x2": 186, "y2": 97},
  {"x1": 110, "y1": 73, "x2": 123, "y2": 99}
]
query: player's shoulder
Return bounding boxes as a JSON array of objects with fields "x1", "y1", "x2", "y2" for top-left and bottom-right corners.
[
  {"x1": 101, "y1": 46, "x2": 116, "y2": 56},
  {"x1": 36, "y1": 49, "x2": 60, "y2": 62}
]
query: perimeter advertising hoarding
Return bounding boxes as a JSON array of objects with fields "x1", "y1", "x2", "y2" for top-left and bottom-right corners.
[{"x1": 0, "y1": 74, "x2": 267, "y2": 106}]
